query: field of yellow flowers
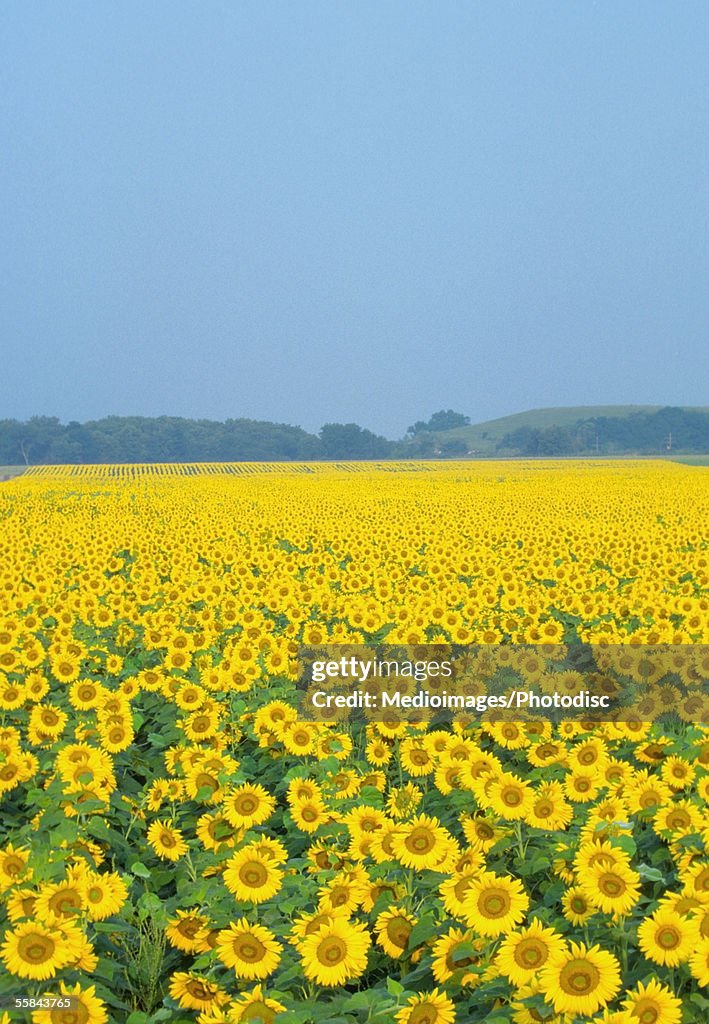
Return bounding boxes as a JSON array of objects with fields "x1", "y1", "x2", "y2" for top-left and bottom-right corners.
[{"x1": 0, "y1": 460, "x2": 707, "y2": 1024}]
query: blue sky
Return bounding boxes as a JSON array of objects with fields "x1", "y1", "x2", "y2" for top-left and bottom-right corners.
[{"x1": 2, "y1": 2, "x2": 708, "y2": 437}]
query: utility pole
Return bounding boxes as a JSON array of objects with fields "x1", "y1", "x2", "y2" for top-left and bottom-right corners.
[{"x1": 665, "y1": 431, "x2": 672, "y2": 451}]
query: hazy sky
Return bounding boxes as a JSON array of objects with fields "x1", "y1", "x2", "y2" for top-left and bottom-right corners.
[{"x1": 2, "y1": 2, "x2": 708, "y2": 438}]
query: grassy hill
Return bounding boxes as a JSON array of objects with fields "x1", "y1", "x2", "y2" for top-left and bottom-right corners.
[{"x1": 424, "y1": 406, "x2": 709, "y2": 455}]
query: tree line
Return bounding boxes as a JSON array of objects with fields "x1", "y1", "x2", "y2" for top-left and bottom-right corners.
[
  {"x1": 0, "y1": 415, "x2": 397, "y2": 464},
  {"x1": 500, "y1": 408, "x2": 709, "y2": 456},
  {"x1": 1, "y1": 407, "x2": 706, "y2": 465}
]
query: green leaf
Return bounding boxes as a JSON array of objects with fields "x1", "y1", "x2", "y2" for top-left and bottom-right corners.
[
  {"x1": 612, "y1": 835, "x2": 637, "y2": 857},
  {"x1": 130, "y1": 861, "x2": 151, "y2": 878},
  {"x1": 86, "y1": 817, "x2": 110, "y2": 839},
  {"x1": 407, "y1": 912, "x2": 436, "y2": 950},
  {"x1": 637, "y1": 863, "x2": 664, "y2": 882}
]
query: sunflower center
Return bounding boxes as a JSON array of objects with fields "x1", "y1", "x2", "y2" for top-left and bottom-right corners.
[
  {"x1": 239, "y1": 861, "x2": 268, "y2": 888},
  {"x1": 634, "y1": 1000, "x2": 659, "y2": 1024},
  {"x1": 598, "y1": 873, "x2": 625, "y2": 897},
  {"x1": 187, "y1": 981, "x2": 212, "y2": 1000},
  {"x1": 516, "y1": 940, "x2": 547, "y2": 967},
  {"x1": 501, "y1": 788, "x2": 522, "y2": 807},
  {"x1": 667, "y1": 810, "x2": 690, "y2": 828},
  {"x1": 578, "y1": 749, "x2": 597, "y2": 765},
  {"x1": 18, "y1": 934, "x2": 54, "y2": 963},
  {"x1": 52, "y1": 889, "x2": 83, "y2": 917},
  {"x1": 160, "y1": 831, "x2": 177, "y2": 848},
  {"x1": 318, "y1": 936, "x2": 347, "y2": 965},
  {"x1": 386, "y1": 918, "x2": 412, "y2": 948},
  {"x1": 657, "y1": 926, "x2": 680, "y2": 949},
  {"x1": 408, "y1": 1004, "x2": 439, "y2": 1024},
  {"x1": 405, "y1": 827, "x2": 436, "y2": 855},
  {"x1": 195, "y1": 773, "x2": 218, "y2": 792},
  {"x1": 59, "y1": 1001, "x2": 90, "y2": 1024},
  {"x1": 534, "y1": 800, "x2": 553, "y2": 818},
  {"x1": 235, "y1": 936, "x2": 266, "y2": 962},
  {"x1": 4, "y1": 857, "x2": 24, "y2": 876},
  {"x1": 475, "y1": 822, "x2": 494, "y2": 839},
  {"x1": 235, "y1": 795, "x2": 258, "y2": 815},
  {"x1": 570, "y1": 896, "x2": 588, "y2": 914},
  {"x1": 329, "y1": 887, "x2": 349, "y2": 908},
  {"x1": 640, "y1": 791, "x2": 660, "y2": 808},
  {"x1": 454, "y1": 876, "x2": 474, "y2": 901},
  {"x1": 178, "y1": 919, "x2": 200, "y2": 938},
  {"x1": 479, "y1": 888, "x2": 510, "y2": 919},
  {"x1": 301, "y1": 806, "x2": 318, "y2": 822},
  {"x1": 559, "y1": 959, "x2": 600, "y2": 995},
  {"x1": 242, "y1": 1002, "x2": 276, "y2": 1024}
]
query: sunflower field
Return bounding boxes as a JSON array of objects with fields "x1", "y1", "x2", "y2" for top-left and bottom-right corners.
[{"x1": 0, "y1": 460, "x2": 708, "y2": 1024}]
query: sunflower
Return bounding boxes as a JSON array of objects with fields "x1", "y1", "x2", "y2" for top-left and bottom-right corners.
[
  {"x1": 654, "y1": 800, "x2": 704, "y2": 837},
  {"x1": 223, "y1": 783, "x2": 276, "y2": 829},
  {"x1": 638, "y1": 907, "x2": 699, "y2": 966},
  {"x1": 215, "y1": 919, "x2": 282, "y2": 979},
  {"x1": 32, "y1": 982, "x2": 108, "y2": 1024},
  {"x1": 318, "y1": 872, "x2": 367, "y2": 915},
  {"x1": 525, "y1": 783, "x2": 572, "y2": 831},
  {"x1": 661, "y1": 756, "x2": 695, "y2": 790},
  {"x1": 560, "y1": 886, "x2": 595, "y2": 928},
  {"x1": 564, "y1": 764, "x2": 603, "y2": 802},
  {"x1": 688, "y1": 937, "x2": 709, "y2": 987},
  {"x1": 195, "y1": 811, "x2": 241, "y2": 852},
  {"x1": 462, "y1": 872, "x2": 529, "y2": 937},
  {"x1": 580, "y1": 860, "x2": 640, "y2": 917},
  {"x1": 1, "y1": 920, "x2": 76, "y2": 980},
  {"x1": 80, "y1": 871, "x2": 128, "y2": 921},
  {"x1": 168, "y1": 972, "x2": 230, "y2": 1012},
  {"x1": 439, "y1": 870, "x2": 481, "y2": 918},
  {"x1": 290, "y1": 910, "x2": 344, "y2": 947},
  {"x1": 147, "y1": 820, "x2": 188, "y2": 861},
  {"x1": 34, "y1": 881, "x2": 85, "y2": 923},
  {"x1": 431, "y1": 926, "x2": 481, "y2": 984},
  {"x1": 229, "y1": 984, "x2": 287, "y2": 1024},
  {"x1": 374, "y1": 907, "x2": 416, "y2": 959},
  {"x1": 496, "y1": 919, "x2": 567, "y2": 986},
  {"x1": 300, "y1": 917, "x2": 370, "y2": 987},
  {"x1": 0, "y1": 844, "x2": 30, "y2": 889},
  {"x1": 487, "y1": 774, "x2": 534, "y2": 821},
  {"x1": 387, "y1": 783, "x2": 423, "y2": 819},
  {"x1": 291, "y1": 796, "x2": 329, "y2": 833},
  {"x1": 539, "y1": 942, "x2": 621, "y2": 1017},
  {"x1": 622, "y1": 978, "x2": 682, "y2": 1024},
  {"x1": 681, "y1": 860, "x2": 709, "y2": 898},
  {"x1": 223, "y1": 848, "x2": 283, "y2": 904},
  {"x1": 165, "y1": 910, "x2": 211, "y2": 953},
  {"x1": 460, "y1": 814, "x2": 503, "y2": 852},
  {"x1": 395, "y1": 988, "x2": 456, "y2": 1024},
  {"x1": 391, "y1": 814, "x2": 451, "y2": 870},
  {"x1": 5, "y1": 888, "x2": 38, "y2": 922}
]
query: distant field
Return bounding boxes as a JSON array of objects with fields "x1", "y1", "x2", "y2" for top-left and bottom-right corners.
[
  {"x1": 0, "y1": 465, "x2": 25, "y2": 480},
  {"x1": 432, "y1": 404, "x2": 709, "y2": 454},
  {"x1": 667, "y1": 454, "x2": 709, "y2": 466}
]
